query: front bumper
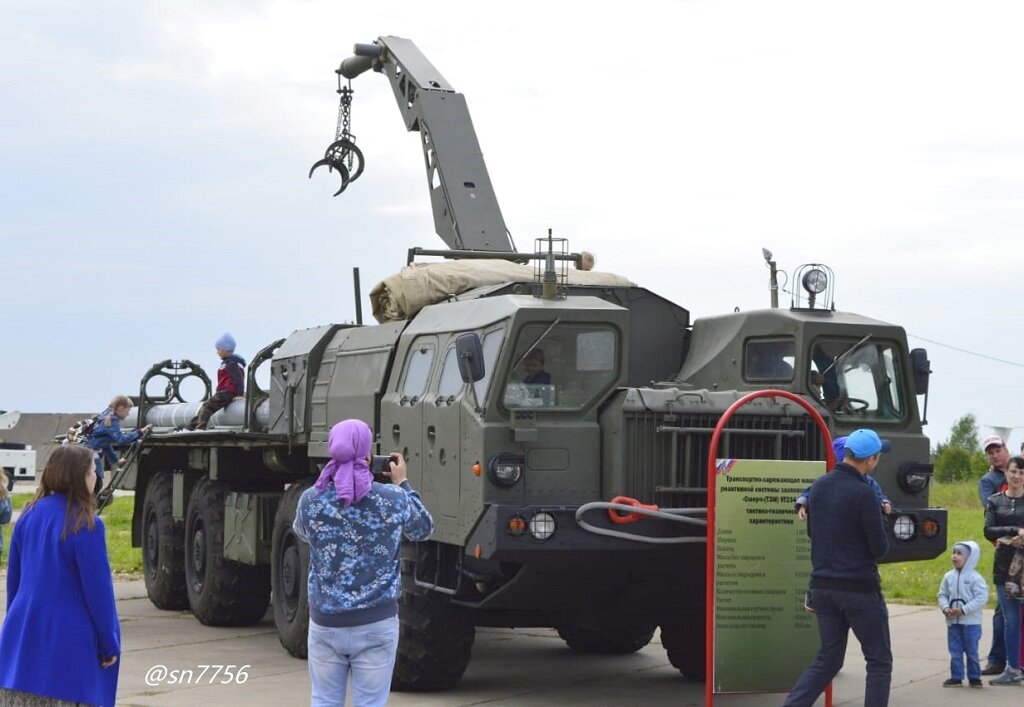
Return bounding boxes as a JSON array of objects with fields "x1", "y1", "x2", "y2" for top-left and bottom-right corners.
[
  {"x1": 881, "y1": 506, "x2": 948, "y2": 563},
  {"x1": 461, "y1": 503, "x2": 705, "y2": 618}
]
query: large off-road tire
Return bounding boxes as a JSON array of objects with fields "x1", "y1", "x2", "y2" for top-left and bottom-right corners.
[
  {"x1": 556, "y1": 624, "x2": 656, "y2": 654},
  {"x1": 272, "y1": 481, "x2": 312, "y2": 658},
  {"x1": 660, "y1": 622, "x2": 706, "y2": 681},
  {"x1": 185, "y1": 477, "x2": 271, "y2": 626},
  {"x1": 141, "y1": 471, "x2": 188, "y2": 610},
  {"x1": 391, "y1": 543, "x2": 475, "y2": 692}
]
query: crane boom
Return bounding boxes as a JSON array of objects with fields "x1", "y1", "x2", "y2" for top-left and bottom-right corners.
[{"x1": 340, "y1": 36, "x2": 514, "y2": 253}]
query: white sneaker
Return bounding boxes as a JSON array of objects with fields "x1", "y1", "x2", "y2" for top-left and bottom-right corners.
[{"x1": 988, "y1": 668, "x2": 1023, "y2": 685}]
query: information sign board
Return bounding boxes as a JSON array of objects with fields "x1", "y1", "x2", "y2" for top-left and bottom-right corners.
[{"x1": 712, "y1": 458, "x2": 823, "y2": 693}]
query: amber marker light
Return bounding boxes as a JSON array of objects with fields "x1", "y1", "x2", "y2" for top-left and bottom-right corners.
[
  {"x1": 919, "y1": 518, "x2": 940, "y2": 538},
  {"x1": 473, "y1": 462, "x2": 482, "y2": 477},
  {"x1": 474, "y1": 544, "x2": 482, "y2": 558},
  {"x1": 507, "y1": 515, "x2": 527, "y2": 536}
]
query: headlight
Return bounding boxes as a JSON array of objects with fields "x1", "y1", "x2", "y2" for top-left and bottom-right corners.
[
  {"x1": 897, "y1": 461, "x2": 933, "y2": 494},
  {"x1": 488, "y1": 453, "x2": 524, "y2": 487},
  {"x1": 528, "y1": 512, "x2": 556, "y2": 540},
  {"x1": 891, "y1": 514, "x2": 916, "y2": 541}
]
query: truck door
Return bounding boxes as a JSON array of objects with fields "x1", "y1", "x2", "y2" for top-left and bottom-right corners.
[
  {"x1": 381, "y1": 336, "x2": 437, "y2": 493},
  {"x1": 422, "y1": 340, "x2": 465, "y2": 522}
]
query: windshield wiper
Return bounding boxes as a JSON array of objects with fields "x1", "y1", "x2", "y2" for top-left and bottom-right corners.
[
  {"x1": 514, "y1": 319, "x2": 561, "y2": 368},
  {"x1": 821, "y1": 334, "x2": 872, "y2": 376}
]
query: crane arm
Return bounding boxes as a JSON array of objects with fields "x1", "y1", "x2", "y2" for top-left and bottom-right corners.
[{"x1": 340, "y1": 36, "x2": 514, "y2": 253}]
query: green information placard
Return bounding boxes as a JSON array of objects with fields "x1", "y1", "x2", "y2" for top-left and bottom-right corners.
[{"x1": 712, "y1": 459, "x2": 824, "y2": 694}]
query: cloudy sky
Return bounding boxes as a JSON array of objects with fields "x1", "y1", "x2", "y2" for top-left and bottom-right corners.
[{"x1": 3, "y1": 1, "x2": 1022, "y2": 451}]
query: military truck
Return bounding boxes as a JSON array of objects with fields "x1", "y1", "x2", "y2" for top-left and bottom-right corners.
[{"x1": 116, "y1": 37, "x2": 945, "y2": 689}]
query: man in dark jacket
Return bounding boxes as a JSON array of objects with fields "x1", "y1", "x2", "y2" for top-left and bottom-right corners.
[
  {"x1": 784, "y1": 428, "x2": 892, "y2": 707},
  {"x1": 977, "y1": 434, "x2": 1009, "y2": 674}
]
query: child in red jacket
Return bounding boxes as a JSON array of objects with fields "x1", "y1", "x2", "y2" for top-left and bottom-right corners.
[{"x1": 186, "y1": 333, "x2": 246, "y2": 430}]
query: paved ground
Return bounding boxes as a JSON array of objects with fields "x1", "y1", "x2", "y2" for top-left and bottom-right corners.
[
  {"x1": 2, "y1": 577, "x2": 1020, "y2": 706},
  {"x1": 3, "y1": 479, "x2": 1021, "y2": 704}
]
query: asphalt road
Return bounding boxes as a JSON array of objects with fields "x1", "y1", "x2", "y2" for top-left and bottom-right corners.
[
  {"x1": 1, "y1": 577, "x2": 1020, "y2": 706},
  {"x1": 2, "y1": 479, "x2": 1020, "y2": 704}
]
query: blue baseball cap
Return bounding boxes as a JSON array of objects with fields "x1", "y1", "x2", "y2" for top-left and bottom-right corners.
[{"x1": 844, "y1": 429, "x2": 891, "y2": 458}]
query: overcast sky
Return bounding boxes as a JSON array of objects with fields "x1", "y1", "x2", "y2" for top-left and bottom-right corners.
[{"x1": 3, "y1": 1, "x2": 1023, "y2": 451}]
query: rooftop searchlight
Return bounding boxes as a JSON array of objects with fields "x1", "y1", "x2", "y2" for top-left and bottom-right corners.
[{"x1": 761, "y1": 248, "x2": 835, "y2": 311}]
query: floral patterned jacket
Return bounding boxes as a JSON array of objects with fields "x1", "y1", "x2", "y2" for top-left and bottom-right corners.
[{"x1": 294, "y1": 480, "x2": 434, "y2": 626}]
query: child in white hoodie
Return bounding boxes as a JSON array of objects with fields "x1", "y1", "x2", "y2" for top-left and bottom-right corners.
[{"x1": 937, "y1": 540, "x2": 989, "y2": 688}]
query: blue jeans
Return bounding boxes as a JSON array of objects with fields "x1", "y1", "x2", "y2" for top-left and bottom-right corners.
[
  {"x1": 307, "y1": 616, "x2": 399, "y2": 707},
  {"x1": 783, "y1": 589, "x2": 892, "y2": 707},
  {"x1": 995, "y1": 585, "x2": 1022, "y2": 670},
  {"x1": 987, "y1": 600, "x2": 1006, "y2": 666},
  {"x1": 947, "y1": 623, "x2": 981, "y2": 680}
]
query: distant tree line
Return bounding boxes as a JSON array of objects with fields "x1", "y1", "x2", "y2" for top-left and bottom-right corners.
[{"x1": 931, "y1": 413, "x2": 989, "y2": 482}]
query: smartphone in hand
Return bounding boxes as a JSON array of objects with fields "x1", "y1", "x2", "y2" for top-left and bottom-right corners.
[{"x1": 370, "y1": 454, "x2": 398, "y2": 481}]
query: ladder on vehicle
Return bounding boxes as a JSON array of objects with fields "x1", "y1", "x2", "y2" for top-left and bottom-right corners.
[{"x1": 96, "y1": 437, "x2": 146, "y2": 514}]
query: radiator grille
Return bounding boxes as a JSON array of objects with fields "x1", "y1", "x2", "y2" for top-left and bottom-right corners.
[{"x1": 622, "y1": 410, "x2": 825, "y2": 509}]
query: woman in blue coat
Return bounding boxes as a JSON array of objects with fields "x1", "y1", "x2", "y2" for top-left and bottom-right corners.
[{"x1": 0, "y1": 444, "x2": 121, "y2": 706}]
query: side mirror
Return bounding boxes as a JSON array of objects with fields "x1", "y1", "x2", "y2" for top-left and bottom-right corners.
[
  {"x1": 909, "y1": 348, "x2": 930, "y2": 395},
  {"x1": 456, "y1": 333, "x2": 485, "y2": 383}
]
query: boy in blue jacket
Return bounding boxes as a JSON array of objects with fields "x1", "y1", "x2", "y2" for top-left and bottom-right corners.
[
  {"x1": 938, "y1": 540, "x2": 988, "y2": 688},
  {"x1": 84, "y1": 394, "x2": 151, "y2": 494}
]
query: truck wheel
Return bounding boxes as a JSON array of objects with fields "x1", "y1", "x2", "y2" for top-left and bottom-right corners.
[
  {"x1": 391, "y1": 543, "x2": 475, "y2": 691},
  {"x1": 272, "y1": 481, "x2": 312, "y2": 658},
  {"x1": 556, "y1": 624, "x2": 656, "y2": 654},
  {"x1": 141, "y1": 471, "x2": 188, "y2": 610},
  {"x1": 660, "y1": 622, "x2": 706, "y2": 680},
  {"x1": 185, "y1": 477, "x2": 270, "y2": 626}
]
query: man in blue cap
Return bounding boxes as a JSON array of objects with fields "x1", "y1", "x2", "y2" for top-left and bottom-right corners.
[
  {"x1": 794, "y1": 436, "x2": 892, "y2": 520},
  {"x1": 784, "y1": 428, "x2": 893, "y2": 707}
]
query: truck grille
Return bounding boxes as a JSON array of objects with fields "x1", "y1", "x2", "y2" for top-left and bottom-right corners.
[{"x1": 622, "y1": 410, "x2": 826, "y2": 509}]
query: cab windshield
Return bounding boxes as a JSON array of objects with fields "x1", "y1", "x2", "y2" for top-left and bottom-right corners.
[
  {"x1": 809, "y1": 339, "x2": 906, "y2": 421},
  {"x1": 502, "y1": 323, "x2": 619, "y2": 411}
]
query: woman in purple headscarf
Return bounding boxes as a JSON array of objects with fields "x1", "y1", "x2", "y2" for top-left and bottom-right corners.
[{"x1": 293, "y1": 419, "x2": 434, "y2": 707}]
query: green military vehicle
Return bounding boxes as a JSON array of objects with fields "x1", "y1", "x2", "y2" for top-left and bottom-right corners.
[{"x1": 116, "y1": 37, "x2": 945, "y2": 689}]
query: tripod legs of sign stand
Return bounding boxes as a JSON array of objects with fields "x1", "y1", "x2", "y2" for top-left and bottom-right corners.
[{"x1": 704, "y1": 389, "x2": 835, "y2": 707}]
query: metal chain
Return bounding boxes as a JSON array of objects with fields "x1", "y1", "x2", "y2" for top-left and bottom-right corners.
[{"x1": 335, "y1": 80, "x2": 355, "y2": 171}]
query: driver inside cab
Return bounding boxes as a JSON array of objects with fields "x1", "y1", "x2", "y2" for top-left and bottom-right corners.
[
  {"x1": 810, "y1": 345, "x2": 841, "y2": 405},
  {"x1": 521, "y1": 349, "x2": 552, "y2": 385},
  {"x1": 504, "y1": 348, "x2": 555, "y2": 407}
]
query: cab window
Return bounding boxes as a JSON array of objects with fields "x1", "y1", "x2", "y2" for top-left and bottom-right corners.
[
  {"x1": 437, "y1": 346, "x2": 463, "y2": 397},
  {"x1": 402, "y1": 343, "x2": 435, "y2": 397},
  {"x1": 502, "y1": 323, "x2": 618, "y2": 411},
  {"x1": 809, "y1": 339, "x2": 906, "y2": 421},
  {"x1": 745, "y1": 338, "x2": 795, "y2": 382}
]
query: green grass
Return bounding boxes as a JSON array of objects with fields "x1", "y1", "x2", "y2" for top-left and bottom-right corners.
[
  {"x1": 880, "y1": 480, "x2": 994, "y2": 606},
  {"x1": 0, "y1": 480, "x2": 991, "y2": 603},
  {"x1": 2, "y1": 494, "x2": 141, "y2": 575}
]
